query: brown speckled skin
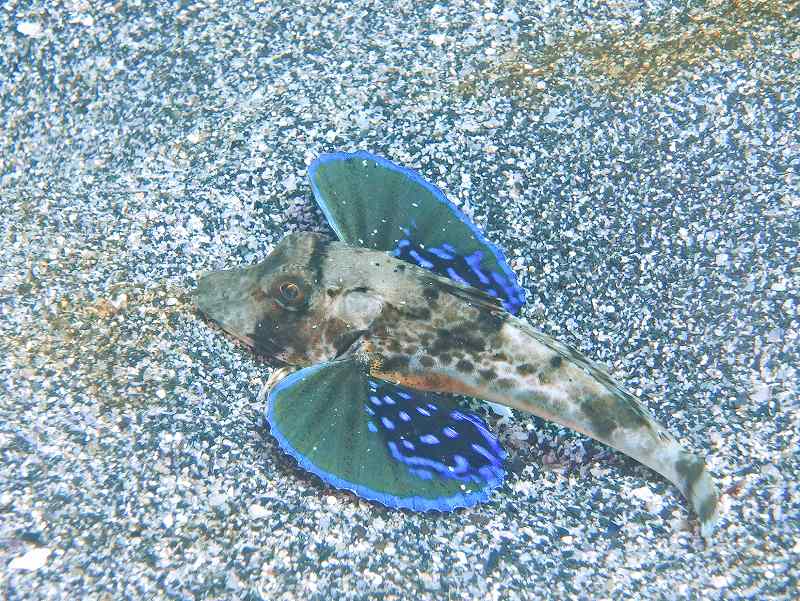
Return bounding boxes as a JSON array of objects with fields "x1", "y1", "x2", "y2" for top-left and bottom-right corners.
[{"x1": 195, "y1": 231, "x2": 720, "y2": 537}]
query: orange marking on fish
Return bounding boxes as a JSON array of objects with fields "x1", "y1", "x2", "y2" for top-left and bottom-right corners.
[{"x1": 372, "y1": 370, "x2": 484, "y2": 398}]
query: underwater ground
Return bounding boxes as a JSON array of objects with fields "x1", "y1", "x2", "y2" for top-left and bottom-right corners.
[{"x1": 1, "y1": 1, "x2": 798, "y2": 599}]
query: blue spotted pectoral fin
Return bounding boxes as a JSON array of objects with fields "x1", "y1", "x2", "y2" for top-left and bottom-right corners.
[
  {"x1": 308, "y1": 151, "x2": 526, "y2": 314},
  {"x1": 266, "y1": 360, "x2": 506, "y2": 511},
  {"x1": 365, "y1": 378, "x2": 506, "y2": 491}
]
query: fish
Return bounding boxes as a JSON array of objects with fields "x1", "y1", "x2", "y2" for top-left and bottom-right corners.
[{"x1": 194, "y1": 151, "x2": 720, "y2": 538}]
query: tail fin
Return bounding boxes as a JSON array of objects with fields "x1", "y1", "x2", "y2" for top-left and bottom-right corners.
[
  {"x1": 504, "y1": 319, "x2": 722, "y2": 538},
  {"x1": 673, "y1": 452, "x2": 720, "y2": 539}
]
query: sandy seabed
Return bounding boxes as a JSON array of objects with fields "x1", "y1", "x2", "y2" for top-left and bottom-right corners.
[{"x1": 1, "y1": 1, "x2": 798, "y2": 599}]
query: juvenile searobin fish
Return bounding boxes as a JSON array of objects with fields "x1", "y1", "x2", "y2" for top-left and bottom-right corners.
[{"x1": 195, "y1": 151, "x2": 720, "y2": 537}]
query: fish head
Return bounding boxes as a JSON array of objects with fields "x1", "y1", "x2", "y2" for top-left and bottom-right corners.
[{"x1": 194, "y1": 231, "x2": 333, "y2": 365}]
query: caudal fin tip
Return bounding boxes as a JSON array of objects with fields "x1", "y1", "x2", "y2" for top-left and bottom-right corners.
[
  {"x1": 674, "y1": 452, "x2": 722, "y2": 540},
  {"x1": 693, "y1": 473, "x2": 721, "y2": 541},
  {"x1": 699, "y1": 509, "x2": 720, "y2": 540}
]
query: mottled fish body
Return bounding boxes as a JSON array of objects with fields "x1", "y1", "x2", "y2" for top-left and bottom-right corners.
[{"x1": 195, "y1": 152, "x2": 720, "y2": 537}]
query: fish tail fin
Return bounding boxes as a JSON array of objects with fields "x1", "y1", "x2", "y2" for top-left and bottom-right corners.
[
  {"x1": 672, "y1": 450, "x2": 721, "y2": 540},
  {"x1": 497, "y1": 319, "x2": 722, "y2": 537},
  {"x1": 568, "y1": 366, "x2": 722, "y2": 538},
  {"x1": 609, "y1": 389, "x2": 722, "y2": 539},
  {"x1": 609, "y1": 398, "x2": 721, "y2": 539}
]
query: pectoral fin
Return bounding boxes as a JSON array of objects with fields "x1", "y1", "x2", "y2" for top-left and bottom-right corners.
[
  {"x1": 266, "y1": 359, "x2": 505, "y2": 511},
  {"x1": 308, "y1": 151, "x2": 526, "y2": 313}
]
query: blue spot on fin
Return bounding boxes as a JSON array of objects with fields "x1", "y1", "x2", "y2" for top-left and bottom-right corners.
[
  {"x1": 267, "y1": 360, "x2": 504, "y2": 511},
  {"x1": 308, "y1": 151, "x2": 526, "y2": 314},
  {"x1": 365, "y1": 378, "x2": 506, "y2": 486}
]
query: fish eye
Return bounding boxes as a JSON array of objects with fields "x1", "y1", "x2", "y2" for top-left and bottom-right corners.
[
  {"x1": 272, "y1": 277, "x2": 307, "y2": 310},
  {"x1": 280, "y1": 281, "x2": 300, "y2": 301}
]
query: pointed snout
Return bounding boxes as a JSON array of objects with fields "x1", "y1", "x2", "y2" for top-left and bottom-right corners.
[
  {"x1": 193, "y1": 266, "x2": 263, "y2": 344},
  {"x1": 194, "y1": 268, "x2": 237, "y2": 319}
]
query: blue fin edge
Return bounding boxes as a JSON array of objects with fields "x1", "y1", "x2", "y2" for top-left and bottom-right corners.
[
  {"x1": 265, "y1": 363, "x2": 504, "y2": 512},
  {"x1": 307, "y1": 150, "x2": 525, "y2": 307}
]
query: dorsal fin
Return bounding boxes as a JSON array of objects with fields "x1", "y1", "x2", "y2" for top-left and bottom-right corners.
[{"x1": 308, "y1": 151, "x2": 526, "y2": 314}]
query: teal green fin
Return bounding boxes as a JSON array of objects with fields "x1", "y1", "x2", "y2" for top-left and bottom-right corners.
[
  {"x1": 266, "y1": 359, "x2": 504, "y2": 511},
  {"x1": 308, "y1": 151, "x2": 526, "y2": 313}
]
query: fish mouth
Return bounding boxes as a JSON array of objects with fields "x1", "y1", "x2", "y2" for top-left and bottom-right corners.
[
  {"x1": 195, "y1": 307, "x2": 289, "y2": 366},
  {"x1": 202, "y1": 315, "x2": 257, "y2": 349}
]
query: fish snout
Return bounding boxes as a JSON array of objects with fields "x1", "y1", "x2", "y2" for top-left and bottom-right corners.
[
  {"x1": 194, "y1": 269, "x2": 234, "y2": 319},
  {"x1": 193, "y1": 267, "x2": 263, "y2": 341}
]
